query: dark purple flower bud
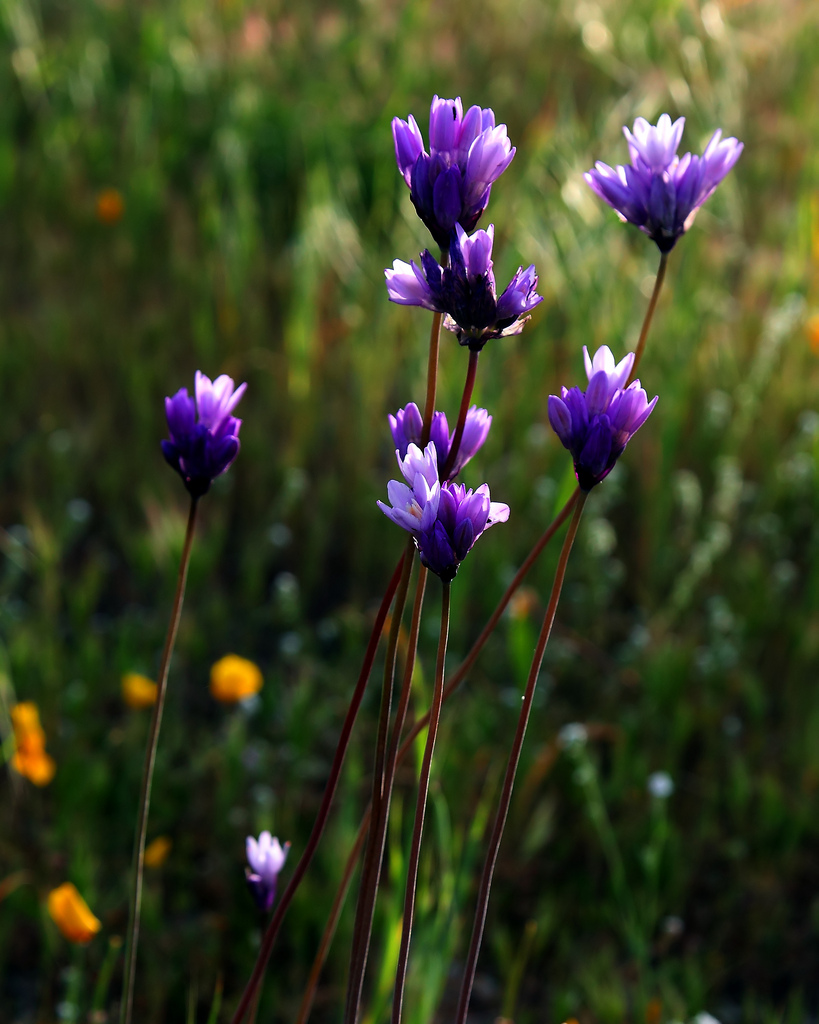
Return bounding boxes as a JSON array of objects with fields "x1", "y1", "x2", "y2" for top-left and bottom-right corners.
[
  {"x1": 378, "y1": 442, "x2": 509, "y2": 582},
  {"x1": 245, "y1": 832, "x2": 290, "y2": 913},
  {"x1": 548, "y1": 345, "x2": 657, "y2": 490},
  {"x1": 388, "y1": 403, "x2": 492, "y2": 480},
  {"x1": 385, "y1": 224, "x2": 542, "y2": 352},
  {"x1": 392, "y1": 96, "x2": 515, "y2": 248},
  {"x1": 161, "y1": 372, "x2": 246, "y2": 498},
  {"x1": 584, "y1": 114, "x2": 743, "y2": 252}
]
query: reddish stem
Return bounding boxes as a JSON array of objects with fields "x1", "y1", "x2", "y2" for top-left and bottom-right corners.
[
  {"x1": 454, "y1": 493, "x2": 587, "y2": 1024},
  {"x1": 440, "y1": 349, "x2": 480, "y2": 481},
  {"x1": 229, "y1": 551, "x2": 407, "y2": 1024}
]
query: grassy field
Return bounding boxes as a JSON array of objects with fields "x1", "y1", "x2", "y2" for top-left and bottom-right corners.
[{"x1": 2, "y1": 0, "x2": 819, "y2": 1021}]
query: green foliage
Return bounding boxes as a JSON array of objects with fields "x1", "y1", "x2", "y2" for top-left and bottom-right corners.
[{"x1": 1, "y1": 0, "x2": 819, "y2": 1020}]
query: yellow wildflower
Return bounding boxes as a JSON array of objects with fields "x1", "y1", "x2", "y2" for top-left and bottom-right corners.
[
  {"x1": 209, "y1": 654, "x2": 263, "y2": 703},
  {"x1": 10, "y1": 702, "x2": 55, "y2": 786},
  {"x1": 121, "y1": 673, "x2": 158, "y2": 709},
  {"x1": 47, "y1": 882, "x2": 102, "y2": 944},
  {"x1": 144, "y1": 836, "x2": 172, "y2": 868}
]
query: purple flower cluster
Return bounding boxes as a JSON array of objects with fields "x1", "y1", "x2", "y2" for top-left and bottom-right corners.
[
  {"x1": 385, "y1": 224, "x2": 542, "y2": 351},
  {"x1": 162, "y1": 372, "x2": 246, "y2": 498},
  {"x1": 245, "y1": 831, "x2": 290, "y2": 913},
  {"x1": 389, "y1": 402, "x2": 491, "y2": 481},
  {"x1": 548, "y1": 346, "x2": 657, "y2": 490},
  {"x1": 378, "y1": 442, "x2": 509, "y2": 582},
  {"x1": 393, "y1": 96, "x2": 515, "y2": 249},
  {"x1": 585, "y1": 114, "x2": 743, "y2": 252}
]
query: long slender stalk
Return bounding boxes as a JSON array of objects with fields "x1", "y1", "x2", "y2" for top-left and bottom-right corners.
[
  {"x1": 229, "y1": 551, "x2": 407, "y2": 1024},
  {"x1": 454, "y1": 492, "x2": 587, "y2": 1024},
  {"x1": 440, "y1": 349, "x2": 480, "y2": 480},
  {"x1": 391, "y1": 581, "x2": 451, "y2": 1024},
  {"x1": 292, "y1": 491, "x2": 580, "y2": 1020},
  {"x1": 421, "y1": 312, "x2": 443, "y2": 446},
  {"x1": 401, "y1": 487, "x2": 580, "y2": 756},
  {"x1": 294, "y1": 817, "x2": 368, "y2": 1024},
  {"x1": 627, "y1": 251, "x2": 669, "y2": 386},
  {"x1": 344, "y1": 542, "x2": 416, "y2": 1024},
  {"x1": 121, "y1": 498, "x2": 199, "y2": 1024}
]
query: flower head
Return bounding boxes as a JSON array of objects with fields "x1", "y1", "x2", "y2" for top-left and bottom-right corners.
[
  {"x1": 392, "y1": 96, "x2": 515, "y2": 248},
  {"x1": 48, "y1": 883, "x2": 102, "y2": 944},
  {"x1": 548, "y1": 345, "x2": 657, "y2": 490},
  {"x1": 385, "y1": 224, "x2": 541, "y2": 351},
  {"x1": 10, "y1": 702, "x2": 55, "y2": 786},
  {"x1": 121, "y1": 673, "x2": 157, "y2": 709},
  {"x1": 378, "y1": 442, "x2": 509, "y2": 582},
  {"x1": 389, "y1": 402, "x2": 492, "y2": 480},
  {"x1": 245, "y1": 831, "x2": 290, "y2": 912},
  {"x1": 584, "y1": 114, "x2": 743, "y2": 252},
  {"x1": 210, "y1": 654, "x2": 263, "y2": 703},
  {"x1": 162, "y1": 372, "x2": 246, "y2": 498}
]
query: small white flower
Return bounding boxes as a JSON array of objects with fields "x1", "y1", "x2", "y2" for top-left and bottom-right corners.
[{"x1": 647, "y1": 771, "x2": 674, "y2": 799}]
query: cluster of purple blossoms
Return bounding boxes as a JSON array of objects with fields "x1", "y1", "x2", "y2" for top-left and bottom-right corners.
[
  {"x1": 378, "y1": 442, "x2": 509, "y2": 583},
  {"x1": 162, "y1": 372, "x2": 247, "y2": 498},
  {"x1": 585, "y1": 114, "x2": 743, "y2": 252},
  {"x1": 245, "y1": 831, "x2": 290, "y2": 913},
  {"x1": 385, "y1": 223, "x2": 542, "y2": 351},
  {"x1": 548, "y1": 345, "x2": 657, "y2": 491},
  {"x1": 393, "y1": 96, "x2": 515, "y2": 249},
  {"x1": 389, "y1": 402, "x2": 491, "y2": 481}
]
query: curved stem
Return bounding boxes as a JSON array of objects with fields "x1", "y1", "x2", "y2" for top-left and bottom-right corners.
[
  {"x1": 344, "y1": 542, "x2": 415, "y2": 1024},
  {"x1": 440, "y1": 350, "x2": 480, "y2": 481},
  {"x1": 627, "y1": 251, "x2": 668, "y2": 386},
  {"x1": 121, "y1": 498, "x2": 199, "y2": 1024},
  {"x1": 391, "y1": 582, "x2": 451, "y2": 1024},
  {"x1": 229, "y1": 551, "x2": 407, "y2": 1024},
  {"x1": 454, "y1": 492, "x2": 587, "y2": 1024}
]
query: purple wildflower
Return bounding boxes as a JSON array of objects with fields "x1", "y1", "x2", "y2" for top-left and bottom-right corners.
[
  {"x1": 378, "y1": 442, "x2": 509, "y2": 582},
  {"x1": 392, "y1": 95, "x2": 515, "y2": 248},
  {"x1": 385, "y1": 224, "x2": 542, "y2": 351},
  {"x1": 245, "y1": 831, "x2": 290, "y2": 913},
  {"x1": 161, "y1": 372, "x2": 246, "y2": 498},
  {"x1": 548, "y1": 345, "x2": 657, "y2": 490},
  {"x1": 389, "y1": 402, "x2": 492, "y2": 480},
  {"x1": 584, "y1": 114, "x2": 743, "y2": 252}
]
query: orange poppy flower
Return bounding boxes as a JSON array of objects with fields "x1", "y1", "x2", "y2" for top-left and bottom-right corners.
[
  {"x1": 10, "y1": 702, "x2": 55, "y2": 786},
  {"x1": 47, "y1": 883, "x2": 102, "y2": 944},
  {"x1": 144, "y1": 836, "x2": 172, "y2": 868},
  {"x1": 209, "y1": 654, "x2": 263, "y2": 703},
  {"x1": 121, "y1": 673, "x2": 158, "y2": 709},
  {"x1": 96, "y1": 188, "x2": 124, "y2": 225}
]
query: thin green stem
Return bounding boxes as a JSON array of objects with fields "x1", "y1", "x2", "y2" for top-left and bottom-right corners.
[
  {"x1": 627, "y1": 251, "x2": 669, "y2": 386},
  {"x1": 121, "y1": 497, "x2": 199, "y2": 1024},
  {"x1": 455, "y1": 492, "x2": 587, "y2": 1024},
  {"x1": 391, "y1": 581, "x2": 451, "y2": 1024},
  {"x1": 344, "y1": 541, "x2": 416, "y2": 1024},
  {"x1": 229, "y1": 551, "x2": 407, "y2": 1024},
  {"x1": 440, "y1": 350, "x2": 480, "y2": 480}
]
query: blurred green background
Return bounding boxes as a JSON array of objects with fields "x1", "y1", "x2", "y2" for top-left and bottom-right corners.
[{"x1": 1, "y1": 0, "x2": 819, "y2": 1020}]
